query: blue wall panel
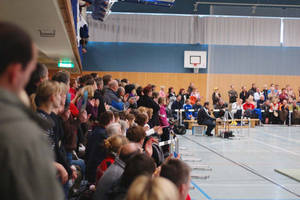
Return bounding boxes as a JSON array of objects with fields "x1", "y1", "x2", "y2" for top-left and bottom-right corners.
[{"x1": 83, "y1": 42, "x2": 208, "y2": 73}]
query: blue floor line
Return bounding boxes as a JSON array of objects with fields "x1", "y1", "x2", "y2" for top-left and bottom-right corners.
[{"x1": 191, "y1": 180, "x2": 212, "y2": 200}]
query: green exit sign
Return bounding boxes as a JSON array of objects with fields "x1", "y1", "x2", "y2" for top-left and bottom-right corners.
[{"x1": 58, "y1": 60, "x2": 74, "y2": 68}]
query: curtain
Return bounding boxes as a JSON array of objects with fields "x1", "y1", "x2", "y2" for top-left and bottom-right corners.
[
  {"x1": 283, "y1": 19, "x2": 300, "y2": 47},
  {"x1": 88, "y1": 13, "x2": 281, "y2": 46}
]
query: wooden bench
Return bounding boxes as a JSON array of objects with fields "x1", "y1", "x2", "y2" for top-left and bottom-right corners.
[
  {"x1": 215, "y1": 118, "x2": 260, "y2": 136},
  {"x1": 183, "y1": 119, "x2": 197, "y2": 129}
]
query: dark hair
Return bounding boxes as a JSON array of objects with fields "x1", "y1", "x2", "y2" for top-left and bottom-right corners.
[
  {"x1": 95, "y1": 77, "x2": 103, "y2": 88},
  {"x1": 103, "y1": 74, "x2": 112, "y2": 86},
  {"x1": 160, "y1": 159, "x2": 191, "y2": 187},
  {"x1": 121, "y1": 78, "x2": 128, "y2": 84},
  {"x1": 136, "y1": 86, "x2": 143, "y2": 96},
  {"x1": 204, "y1": 101, "x2": 209, "y2": 107},
  {"x1": 125, "y1": 113, "x2": 135, "y2": 121},
  {"x1": 98, "y1": 111, "x2": 114, "y2": 127},
  {"x1": 168, "y1": 87, "x2": 173, "y2": 94},
  {"x1": 0, "y1": 22, "x2": 33, "y2": 75},
  {"x1": 179, "y1": 88, "x2": 185, "y2": 95},
  {"x1": 126, "y1": 126, "x2": 146, "y2": 143},
  {"x1": 121, "y1": 153, "x2": 156, "y2": 187},
  {"x1": 25, "y1": 63, "x2": 48, "y2": 95},
  {"x1": 52, "y1": 71, "x2": 70, "y2": 85},
  {"x1": 158, "y1": 97, "x2": 164, "y2": 104},
  {"x1": 135, "y1": 113, "x2": 148, "y2": 127},
  {"x1": 113, "y1": 112, "x2": 119, "y2": 120},
  {"x1": 85, "y1": 78, "x2": 95, "y2": 86},
  {"x1": 152, "y1": 92, "x2": 159, "y2": 99},
  {"x1": 90, "y1": 73, "x2": 98, "y2": 79},
  {"x1": 143, "y1": 86, "x2": 152, "y2": 96}
]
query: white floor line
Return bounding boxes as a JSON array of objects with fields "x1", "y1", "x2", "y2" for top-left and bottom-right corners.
[{"x1": 251, "y1": 138, "x2": 300, "y2": 157}]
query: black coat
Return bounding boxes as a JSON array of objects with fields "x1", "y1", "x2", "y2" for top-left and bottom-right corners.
[
  {"x1": 137, "y1": 95, "x2": 160, "y2": 127},
  {"x1": 197, "y1": 108, "x2": 215, "y2": 124}
]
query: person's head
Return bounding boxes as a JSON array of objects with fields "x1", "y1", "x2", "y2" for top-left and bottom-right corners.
[
  {"x1": 70, "y1": 78, "x2": 78, "y2": 89},
  {"x1": 90, "y1": 73, "x2": 98, "y2": 79},
  {"x1": 98, "y1": 111, "x2": 114, "y2": 128},
  {"x1": 106, "y1": 122, "x2": 122, "y2": 137},
  {"x1": 256, "y1": 88, "x2": 260, "y2": 92},
  {"x1": 160, "y1": 159, "x2": 191, "y2": 200},
  {"x1": 230, "y1": 85, "x2": 234, "y2": 90},
  {"x1": 81, "y1": 85, "x2": 94, "y2": 99},
  {"x1": 160, "y1": 86, "x2": 165, "y2": 91},
  {"x1": 152, "y1": 92, "x2": 159, "y2": 99},
  {"x1": 143, "y1": 86, "x2": 153, "y2": 97},
  {"x1": 119, "y1": 143, "x2": 142, "y2": 163},
  {"x1": 108, "y1": 80, "x2": 118, "y2": 92},
  {"x1": 125, "y1": 113, "x2": 136, "y2": 127},
  {"x1": 121, "y1": 153, "x2": 156, "y2": 187},
  {"x1": 57, "y1": 82, "x2": 68, "y2": 113},
  {"x1": 282, "y1": 88, "x2": 287, "y2": 94},
  {"x1": 35, "y1": 80, "x2": 61, "y2": 112},
  {"x1": 119, "y1": 120, "x2": 129, "y2": 136},
  {"x1": 103, "y1": 74, "x2": 112, "y2": 86},
  {"x1": 260, "y1": 95, "x2": 265, "y2": 101},
  {"x1": 275, "y1": 84, "x2": 279, "y2": 90},
  {"x1": 265, "y1": 99, "x2": 270, "y2": 105},
  {"x1": 176, "y1": 95, "x2": 182, "y2": 102},
  {"x1": 214, "y1": 87, "x2": 218, "y2": 92},
  {"x1": 104, "y1": 135, "x2": 128, "y2": 156},
  {"x1": 238, "y1": 99, "x2": 243, "y2": 105},
  {"x1": 282, "y1": 99, "x2": 287, "y2": 106},
  {"x1": 126, "y1": 125, "x2": 146, "y2": 145},
  {"x1": 117, "y1": 87, "x2": 125, "y2": 97},
  {"x1": 26, "y1": 63, "x2": 48, "y2": 88},
  {"x1": 252, "y1": 83, "x2": 256, "y2": 89},
  {"x1": 0, "y1": 22, "x2": 38, "y2": 93},
  {"x1": 203, "y1": 101, "x2": 209, "y2": 109},
  {"x1": 135, "y1": 113, "x2": 148, "y2": 127},
  {"x1": 121, "y1": 78, "x2": 129, "y2": 85},
  {"x1": 179, "y1": 88, "x2": 185, "y2": 95},
  {"x1": 185, "y1": 99, "x2": 190, "y2": 105},
  {"x1": 195, "y1": 99, "x2": 201, "y2": 105},
  {"x1": 248, "y1": 95, "x2": 254, "y2": 102},
  {"x1": 95, "y1": 77, "x2": 103, "y2": 90},
  {"x1": 263, "y1": 84, "x2": 268, "y2": 89},
  {"x1": 242, "y1": 86, "x2": 246, "y2": 91},
  {"x1": 52, "y1": 71, "x2": 70, "y2": 88},
  {"x1": 218, "y1": 99, "x2": 224, "y2": 105},
  {"x1": 158, "y1": 97, "x2": 166, "y2": 105},
  {"x1": 127, "y1": 176, "x2": 180, "y2": 200},
  {"x1": 168, "y1": 87, "x2": 174, "y2": 94}
]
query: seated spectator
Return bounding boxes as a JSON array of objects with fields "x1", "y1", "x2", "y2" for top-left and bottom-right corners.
[
  {"x1": 160, "y1": 159, "x2": 191, "y2": 200},
  {"x1": 243, "y1": 97, "x2": 255, "y2": 111},
  {"x1": 171, "y1": 95, "x2": 183, "y2": 119},
  {"x1": 126, "y1": 125, "x2": 146, "y2": 146},
  {"x1": 138, "y1": 85, "x2": 160, "y2": 127},
  {"x1": 270, "y1": 97, "x2": 280, "y2": 124},
  {"x1": 231, "y1": 99, "x2": 243, "y2": 119},
  {"x1": 125, "y1": 113, "x2": 136, "y2": 127},
  {"x1": 104, "y1": 80, "x2": 124, "y2": 111},
  {"x1": 119, "y1": 120, "x2": 129, "y2": 136},
  {"x1": 197, "y1": 102, "x2": 216, "y2": 136},
  {"x1": 108, "y1": 153, "x2": 156, "y2": 200},
  {"x1": 95, "y1": 135, "x2": 128, "y2": 184},
  {"x1": 292, "y1": 100, "x2": 300, "y2": 124},
  {"x1": 106, "y1": 122, "x2": 122, "y2": 137},
  {"x1": 93, "y1": 143, "x2": 141, "y2": 200},
  {"x1": 254, "y1": 88, "x2": 262, "y2": 102},
  {"x1": 183, "y1": 99, "x2": 193, "y2": 120},
  {"x1": 257, "y1": 95, "x2": 265, "y2": 109},
  {"x1": 86, "y1": 111, "x2": 114, "y2": 183},
  {"x1": 127, "y1": 176, "x2": 179, "y2": 200},
  {"x1": 279, "y1": 88, "x2": 289, "y2": 103},
  {"x1": 192, "y1": 99, "x2": 202, "y2": 118},
  {"x1": 214, "y1": 99, "x2": 227, "y2": 118},
  {"x1": 279, "y1": 99, "x2": 289, "y2": 124},
  {"x1": 261, "y1": 99, "x2": 271, "y2": 124}
]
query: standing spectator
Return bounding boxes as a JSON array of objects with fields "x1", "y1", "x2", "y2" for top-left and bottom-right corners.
[
  {"x1": 228, "y1": 85, "x2": 238, "y2": 103},
  {"x1": 25, "y1": 63, "x2": 48, "y2": 96},
  {"x1": 248, "y1": 83, "x2": 257, "y2": 97},
  {"x1": 212, "y1": 87, "x2": 221, "y2": 107},
  {"x1": 171, "y1": 95, "x2": 183, "y2": 119},
  {"x1": 0, "y1": 22, "x2": 64, "y2": 200},
  {"x1": 159, "y1": 86, "x2": 166, "y2": 98},
  {"x1": 178, "y1": 88, "x2": 188, "y2": 106},
  {"x1": 239, "y1": 86, "x2": 249, "y2": 103},
  {"x1": 262, "y1": 84, "x2": 269, "y2": 100}
]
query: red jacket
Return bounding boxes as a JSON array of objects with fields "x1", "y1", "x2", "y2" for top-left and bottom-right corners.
[{"x1": 243, "y1": 102, "x2": 255, "y2": 110}]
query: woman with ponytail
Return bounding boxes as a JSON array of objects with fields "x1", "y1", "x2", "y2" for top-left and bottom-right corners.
[{"x1": 95, "y1": 135, "x2": 128, "y2": 184}]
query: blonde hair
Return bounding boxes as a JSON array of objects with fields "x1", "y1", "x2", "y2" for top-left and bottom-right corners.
[
  {"x1": 104, "y1": 135, "x2": 128, "y2": 155},
  {"x1": 81, "y1": 85, "x2": 94, "y2": 99},
  {"x1": 126, "y1": 176, "x2": 180, "y2": 200},
  {"x1": 58, "y1": 82, "x2": 68, "y2": 95},
  {"x1": 35, "y1": 80, "x2": 60, "y2": 105}
]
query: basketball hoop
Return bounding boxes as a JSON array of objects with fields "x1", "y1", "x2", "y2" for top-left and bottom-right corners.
[{"x1": 193, "y1": 63, "x2": 200, "y2": 73}]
